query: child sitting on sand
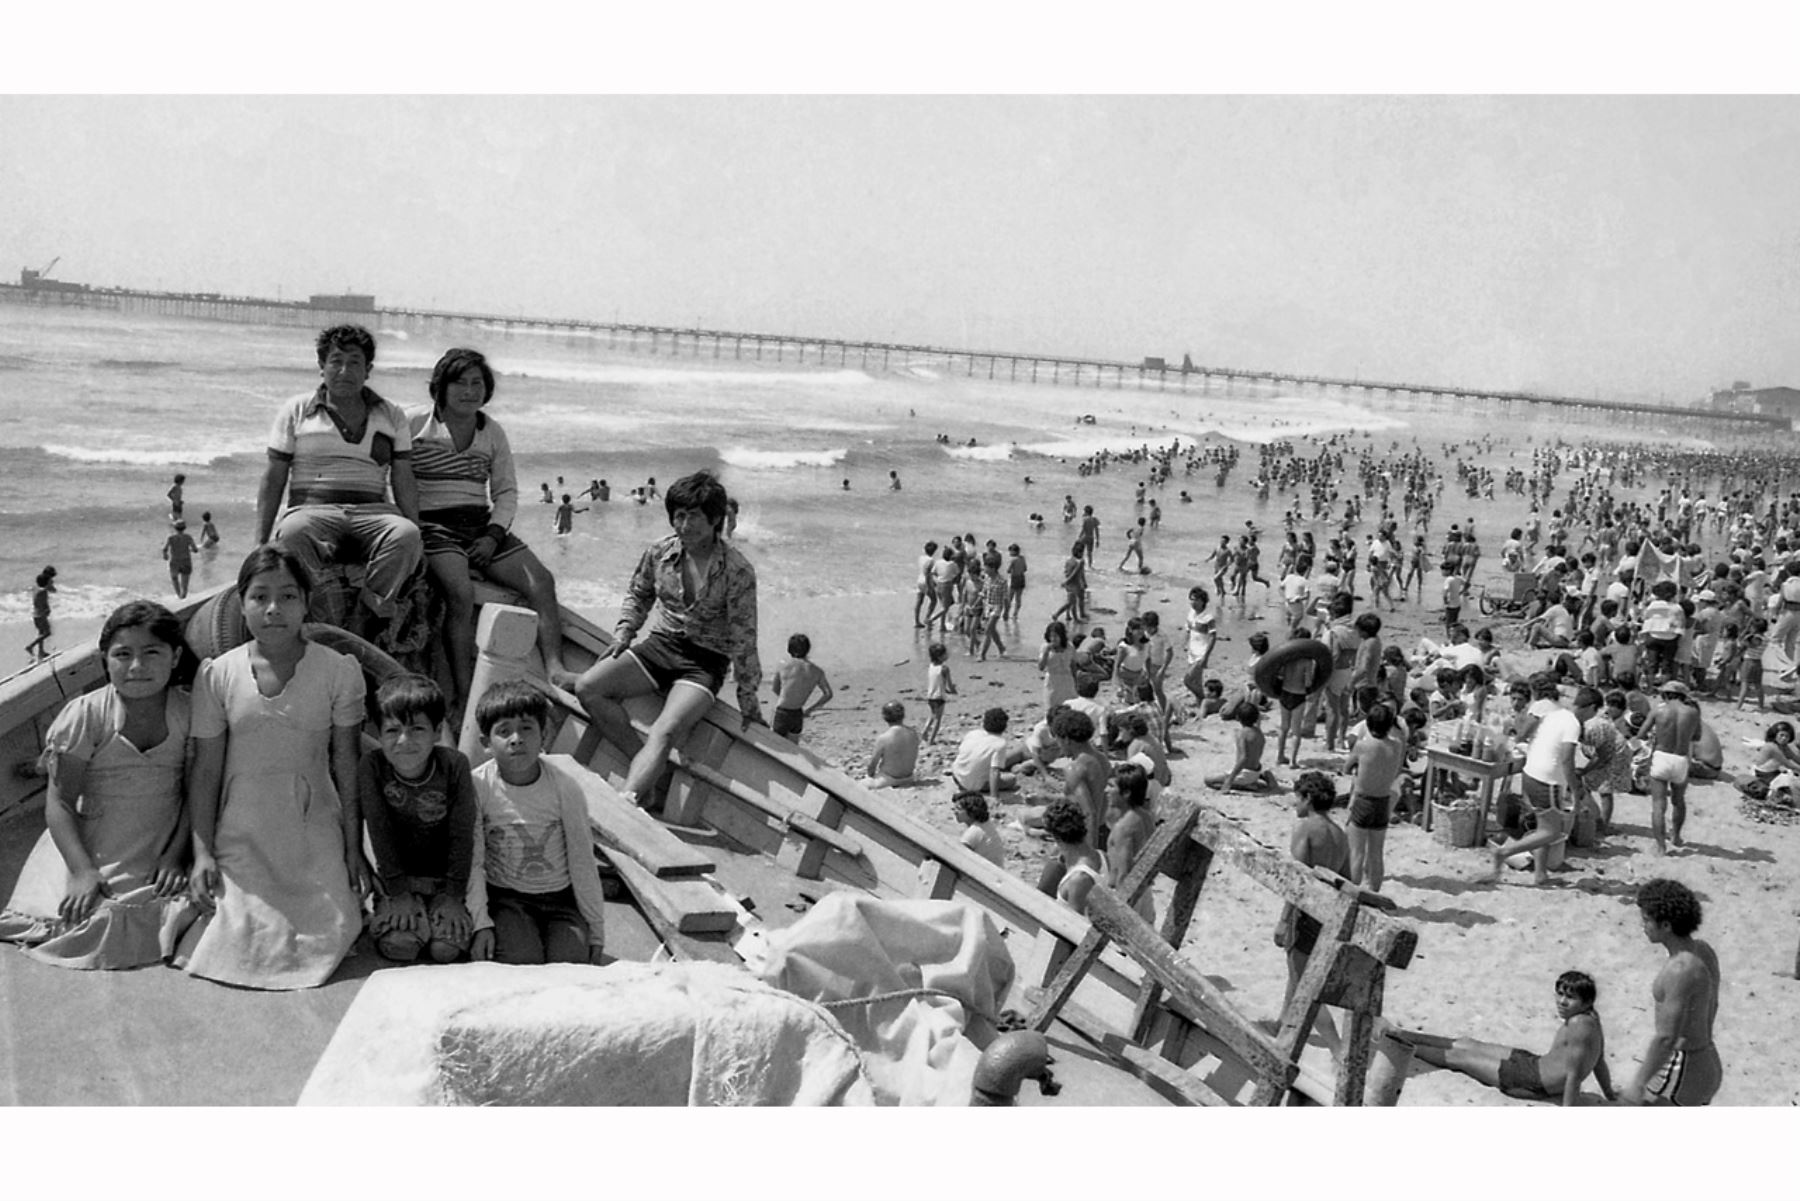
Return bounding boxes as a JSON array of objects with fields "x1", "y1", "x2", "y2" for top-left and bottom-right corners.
[
  {"x1": 954, "y1": 790, "x2": 1006, "y2": 869},
  {"x1": 1206, "y1": 702, "x2": 1280, "y2": 792},
  {"x1": 1401, "y1": 970, "x2": 1614, "y2": 1106}
]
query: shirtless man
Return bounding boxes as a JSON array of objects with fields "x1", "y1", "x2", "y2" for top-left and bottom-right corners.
[
  {"x1": 1646, "y1": 681, "x2": 1701, "y2": 854},
  {"x1": 864, "y1": 701, "x2": 920, "y2": 788},
  {"x1": 1405, "y1": 970, "x2": 1614, "y2": 1106},
  {"x1": 1620, "y1": 878, "x2": 1723, "y2": 1106}
]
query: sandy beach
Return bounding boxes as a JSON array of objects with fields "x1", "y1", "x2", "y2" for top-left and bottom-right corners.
[{"x1": 785, "y1": 446, "x2": 1800, "y2": 1107}]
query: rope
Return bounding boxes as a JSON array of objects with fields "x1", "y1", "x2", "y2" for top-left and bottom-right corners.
[{"x1": 817, "y1": 986, "x2": 996, "y2": 1023}]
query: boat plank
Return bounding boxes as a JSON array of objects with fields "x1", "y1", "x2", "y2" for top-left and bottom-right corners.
[{"x1": 558, "y1": 754, "x2": 717, "y2": 879}]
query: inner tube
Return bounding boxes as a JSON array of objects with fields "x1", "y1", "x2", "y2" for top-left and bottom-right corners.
[
  {"x1": 1252, "y1": 638, "x2": 1334, "y2": 699},
  {"x1": 305, "y1": 623, "x2": 409, "y2": 691}
]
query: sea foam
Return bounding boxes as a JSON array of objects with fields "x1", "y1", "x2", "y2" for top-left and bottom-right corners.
[
  {"x1": 43, "y1": 443, "x2": 248, "y2": 467},
  {"x1": 720, "y1": 447, "x2": 849, "y2": 470}
]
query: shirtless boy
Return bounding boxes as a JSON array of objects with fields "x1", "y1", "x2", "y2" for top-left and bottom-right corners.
[
  {"x1": 1405, "y1": 970, "x2": 1614, "y2": 1106},
  {"x1": 769, "y1": 633, "x2": 834, "y2": 743},
  {"x1": 864, "y1": 701, "x2": 920, "y2": 788},
  {"x1": 1646, "y1": 681, "x2": 1700, "y2": 854},
  {"x1": 1342, "y1": 702, "x2": 1405, "y2": 892},
  {"x1": 1280, "y1": 771, "x2": 1350, "y2": 1030},
  {"x1": 1620, "y1": 879, "x2": 1722, "y2": 1105},
  {"x1": 1206, "y1": 701, "x2": 1280, "y2": 792}
]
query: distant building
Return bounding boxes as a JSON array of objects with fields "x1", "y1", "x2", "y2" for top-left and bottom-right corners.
[
  {"x1": 1712, "y1": 382, "x2": 1800, "y2": 420},
  {"x1": 308, "y1": 293, "x2": 376, "y2": 312}
]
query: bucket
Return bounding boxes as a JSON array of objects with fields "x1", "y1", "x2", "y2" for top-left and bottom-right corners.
[
  {"x1": 1569, "y1": 799, "x2": 1599, "y2": 848},
  {"x1": 1433, "y1": 802, "x2": 1480, "y2": 848}
]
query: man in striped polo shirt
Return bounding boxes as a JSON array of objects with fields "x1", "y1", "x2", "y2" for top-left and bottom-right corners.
[{"x1": 257, "y1": 325, "x2": 423, "y2": 627}]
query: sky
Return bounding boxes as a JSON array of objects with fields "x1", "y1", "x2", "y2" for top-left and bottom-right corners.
[{"x1": 5, "y1": 14, "x2": 1800, "y2": 407}]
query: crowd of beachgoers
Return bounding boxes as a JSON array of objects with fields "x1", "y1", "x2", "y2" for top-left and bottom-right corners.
[{"x1": 4, "y1": 317, "x2": 1796, "y2": 1106}]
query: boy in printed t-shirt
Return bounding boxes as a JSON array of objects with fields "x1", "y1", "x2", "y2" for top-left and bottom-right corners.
[
  {"x1": 359, "y1": 674, "x2": 478, "y2": 964},
  {"x1": 467, "y1": 681, "x2": 607, "y2": 965}
]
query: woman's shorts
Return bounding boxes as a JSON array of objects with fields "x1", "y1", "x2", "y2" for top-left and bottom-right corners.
[
  {"x1": 628, "y1": 630, "x2": 729, "y2": 695},
  {"x1": 1348, "y1": 792, "x2": 1392, "y2": 830},
  {"x1": 420, "y1": 506, "x2": 529, "y2": 567}
]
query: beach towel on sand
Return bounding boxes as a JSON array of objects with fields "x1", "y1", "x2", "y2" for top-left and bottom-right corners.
[
  {"x1": 755, "y1": 894, "x2": 1015, "y2": 1106},
  {"x1": 299, "y1": 961, "x2": 874, "y2": 1105}
]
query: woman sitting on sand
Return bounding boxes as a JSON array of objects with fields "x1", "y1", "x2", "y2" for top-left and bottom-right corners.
[
  {"x1": 409, "y1": 348, "x2": 569, "y2": 723},
  {"x1": 1041, "y1": 798, "x2": 1104, "y2": 917},
  {"x1": 1748, "y1": 721, "x2": 1800, "y2": 791}
]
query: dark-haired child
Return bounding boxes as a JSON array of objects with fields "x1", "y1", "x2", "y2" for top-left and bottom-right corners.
[
  {"x1": 1206, "y1": 702, "x2": 1279, "y2": 792},
  {"x1": 1, "y1": 600, "x2": 193, "y2": 969},
  {"x1": 923, "y1": 642, "x2": 956, "y2": 742},
  {"x1": 1440, "y1": 561, "x2": 1465, "y2": 636},
  {"x1": 1737, "y1": 618, "x2": 1766, "y2": 710},
  {"x1": 954, "y1": 790, "x2": 1005, "y2": 868},
  {"x1": 26, "y1": 567, "x2": 56, "y2": 661},
  {"x1": 359, "y1": 674, "x2": 477, "y2": 963},
  {"x1": 467, "y1": 680, "x2": 606, "y2": 965},
  {"x1": 179, "y1": 545, "x2": 369, "y2": 990},
  {"x1": 1343, "y1": 703, "x2": 1405, "y2": 893},
  {"x1": 770, "y1": 632, "x2": 834, "y2": 743},
  {"x1": 1279, "y1": 769, "x2": 1349, "y2": 1038},
  {"x1": 1104, "y1": 761, "x2": 1157, "y2": 924}
]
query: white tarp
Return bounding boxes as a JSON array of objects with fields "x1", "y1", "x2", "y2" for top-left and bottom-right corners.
[
  {"x1": 755, "y1": 894, "x2": 1016, "y2": 1106},
  {"x1": 299, "y1": 960, "x2": 875, "y2": 1106}
]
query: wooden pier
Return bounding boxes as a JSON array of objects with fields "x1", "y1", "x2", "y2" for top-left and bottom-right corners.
[{"x1": 2, "y1": 281, "x2": 1787, "y2": 432}]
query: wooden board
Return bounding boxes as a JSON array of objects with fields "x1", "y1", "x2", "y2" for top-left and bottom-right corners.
[
  {"x1": 553, "y1": 754, "x2": 717, "y2": 879},
  {"x1": 599, "y1": 845, "x2": 740, "y2": 939}
]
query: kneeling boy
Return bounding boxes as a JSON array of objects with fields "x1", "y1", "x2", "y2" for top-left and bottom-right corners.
[
  {"x1": 360, "y1": 674, "x2": 478, "y2": 963},
  {"x1": 467, "y1": 680, "x2": 607, "y2": 965}
]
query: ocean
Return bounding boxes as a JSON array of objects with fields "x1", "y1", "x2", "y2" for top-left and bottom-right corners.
[{"x1": 0, "y1": 303, "x2": 1736, "y2": 681}]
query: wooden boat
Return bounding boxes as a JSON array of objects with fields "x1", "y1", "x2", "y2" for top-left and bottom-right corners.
[{"x1": 0, "y1": 587, "x2": 1418, "y2": 1106}]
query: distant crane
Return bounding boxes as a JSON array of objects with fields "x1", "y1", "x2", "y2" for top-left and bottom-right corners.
[{"x1": 36, "y1": 256, "x2": 59, "y2": 280}]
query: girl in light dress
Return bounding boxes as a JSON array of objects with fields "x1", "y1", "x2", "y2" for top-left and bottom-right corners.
[
  {"x1": 1037, "y1": 620, "x2": 1076, "y2": 717},
  {"x1": 0, "y1": 601, "x2": 194, "y2": 969},
  {"x1": 1043, "y1": 798, "x2": 1104, "y2": 917},
  {"x1": 175, "y1": 546, "x2": 373, "y2": 990},
  {"x1": 1114, "y1": 618, "x2": 1151, "y2": 705}
]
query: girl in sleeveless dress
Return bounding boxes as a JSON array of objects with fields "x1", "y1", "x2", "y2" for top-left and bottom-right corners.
[
  {"x1": 1042, "y1": 798, "x2": 1104, "y2": 917},
  {"x1": 1037, "y1": 620, "x2": 1076, "y2": 716},
  {"x1": 0, "y1": 602, "x2": 195, "y2": 968},
  {"x1": 176, "y1": 546, "x2": 373, "y2": 990}
]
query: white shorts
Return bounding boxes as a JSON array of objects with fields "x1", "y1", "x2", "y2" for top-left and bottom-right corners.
[{"x1": 1649, "y1": 749, "x2": 1690, "y2": 785}]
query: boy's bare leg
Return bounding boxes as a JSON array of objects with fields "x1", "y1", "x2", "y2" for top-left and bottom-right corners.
[{"x1": 622, "y1": 682, "x2": 715, "y2": 802}]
